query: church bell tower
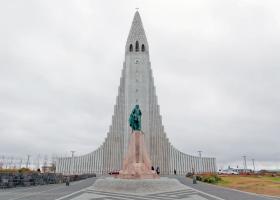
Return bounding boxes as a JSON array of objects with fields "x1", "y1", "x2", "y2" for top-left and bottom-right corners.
[
  {"x1": 123, "y1": 11, "x2": 152, "y2": 155},
  {"x1": 56, "y1": 11, "x2": 217, "y2": 175}
]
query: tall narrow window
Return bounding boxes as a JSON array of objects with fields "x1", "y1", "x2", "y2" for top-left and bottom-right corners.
[
  {"x1": 129, "y1": 44, "x2": 133, "y2": 52},
  {"x1": 135, "y1": 41, "x2": 139, "y2": 52},
  {"x1": 141, "y1": 44, "x2": 145, "y2": 52}
]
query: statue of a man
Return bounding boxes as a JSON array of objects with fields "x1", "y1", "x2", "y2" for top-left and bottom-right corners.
[{"x1": 129, "y1": 105, "x2": 142, "y2": 131}]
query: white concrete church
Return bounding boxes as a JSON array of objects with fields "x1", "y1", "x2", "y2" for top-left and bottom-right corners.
[{"x1": 56, "y1": 11, "x2": 216, "y2": 175}]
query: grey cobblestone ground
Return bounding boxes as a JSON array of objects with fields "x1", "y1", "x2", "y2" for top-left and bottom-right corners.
[
  {"x1": 58, "y1": 188, "x2": 221, "y2": 200},
  {"x1": 0, "y1": 177, "x2": 97, "y2": 200},
  {"x1": 0, "y1": 176, "x2": 279, "y2": 200},
  {"x1": 56, "y1": 177, "x2": 223, "y2": 200}
]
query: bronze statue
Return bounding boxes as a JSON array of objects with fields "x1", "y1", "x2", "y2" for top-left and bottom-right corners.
[{"x1": 129, "y1": 105, "x2": 142, "y2": 131}]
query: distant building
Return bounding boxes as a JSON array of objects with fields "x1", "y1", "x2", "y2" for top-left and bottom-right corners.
[{"x1": 56, "y1": 11, "x2": 216, "y2": 175}]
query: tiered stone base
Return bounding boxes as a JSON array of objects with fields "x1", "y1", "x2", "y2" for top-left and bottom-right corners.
[
  {"x1": 92, "y1": 177, "x2": 187, "y2": 194},
  {"x1": 118, "y1": 163, "x2": 158, "y2": 179},
  {"x1": 118, "y1": 131, "x2": 158, "y2": 179}
]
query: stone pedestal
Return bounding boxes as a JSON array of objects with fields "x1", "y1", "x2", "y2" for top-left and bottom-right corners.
[
  {"x1": 92, "y1": 177, "x2": 187, "y2": 194},
  {"x1": 118, "y1": 131, "x2": 158, "y2": 179}
]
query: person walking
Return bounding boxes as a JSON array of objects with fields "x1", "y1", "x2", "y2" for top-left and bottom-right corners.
[
  {"x1": 66, "y1": 176, "x2": 70, "y2": 186},
  {"x1": 156, "y1": 166, "x2": 160, "y2": 175}
]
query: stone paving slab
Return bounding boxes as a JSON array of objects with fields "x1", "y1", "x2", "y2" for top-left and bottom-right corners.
[
  {"x1": 57, "y1": 177, "x2": 223, "y2": 200},
  {"x1": 2, "y1": 176, "x2": 277, "y2": 200},
  {"x1": 0, "y1": 178, "x2": 97, "y2": 200},
  {"x1": 58, "y1": 188, "x2": 221, "y2": 200}
]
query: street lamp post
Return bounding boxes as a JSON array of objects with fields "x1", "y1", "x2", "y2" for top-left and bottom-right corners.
[
  {"x1": 26, "y1": 155, "x2": 31, "y2": 168},
  {"x1": 252, "y1": 158, "x2": 255, "y2": 173},
  {"x1": 198, "y1": 151, "x2": 202, "y2": 174},
  {"x1": 70, "y1": 151, "x2": 75, "y2": 175},
  {"x1": 242, "y1": 155, "x2": 247, "y2": 173}
]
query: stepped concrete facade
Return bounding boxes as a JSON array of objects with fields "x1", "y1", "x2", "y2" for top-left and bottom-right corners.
[{"x1": 56, "y1": 11, "x2": 216, "y2": 175}]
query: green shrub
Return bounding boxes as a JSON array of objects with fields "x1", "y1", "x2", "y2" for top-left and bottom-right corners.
[
  {"x1": 196, "y1": 174, "x2": 221, "y2": 184},
  {"x1": 18, "y1": 168, "x2": 32, "y2": 173}
]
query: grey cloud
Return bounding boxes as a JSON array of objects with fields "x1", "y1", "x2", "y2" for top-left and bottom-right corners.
[{"x1": 0, "y1": 0, "x2": 279, "y2": 169}]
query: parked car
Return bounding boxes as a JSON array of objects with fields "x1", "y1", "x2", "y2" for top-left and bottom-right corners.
[{"x1": 218, "y1": 170, "x2": 239, "y2": 175}]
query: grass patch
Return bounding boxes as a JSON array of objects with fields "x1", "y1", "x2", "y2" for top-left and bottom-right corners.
[
  {"x1": 216, "y1": 175, "x2": 280, "y2": 197},
  {"x1": 218, "y1": 179, "x2": 230, "y2": 186},
  {"x1": 263, "y1": 176, "x2": 280, "y2": 182}
]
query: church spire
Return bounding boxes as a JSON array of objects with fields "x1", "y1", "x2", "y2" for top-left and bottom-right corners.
[{"x1": 126, "y1": 11, "x2": 149, "y2": 53}]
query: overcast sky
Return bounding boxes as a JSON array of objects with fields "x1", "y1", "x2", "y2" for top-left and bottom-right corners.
[{"x1": 0, "y1": 0, "x2": 279, "y2": 170}]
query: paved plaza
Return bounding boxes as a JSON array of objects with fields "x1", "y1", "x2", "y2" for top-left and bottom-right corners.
[
  {"x1": 56, "y1": 187, "x2": 222, "y2": 200},
  {"x1": 0, "y1": 178, "x2": 96, "y2": 200},
  {"x1": 0, "y1": 177, "x2": 279, "y2": 200}
]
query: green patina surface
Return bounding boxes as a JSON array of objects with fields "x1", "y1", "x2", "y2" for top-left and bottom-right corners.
[{"x1": 129, "y1": 105, "x2": 142, "y2": 131}]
